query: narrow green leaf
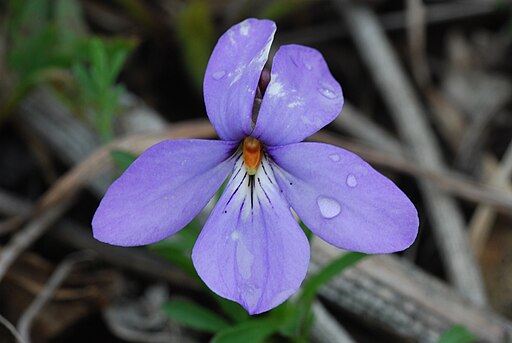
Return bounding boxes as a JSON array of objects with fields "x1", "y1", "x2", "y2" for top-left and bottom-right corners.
[
  {"x1": 300, "y1": 252, "x2": 367, "y2": 302},
  {"x1": 299, "y1": 221, "x2": 313, "y2": 241},
  {"x1": 90, "y1": 39, "x2": 108, "y2": 92},
  {"x1": 151, "y1": 219, "x2": 201, "y2": 253},
  {"x1": 72, "y1": 63, "x2": 95, "y2": 98},
  {"x1": 110, "y1": 150, "x2": 138, "y2": 171},
  {"x1": 162, "y1": 300, "x2": 230, "y2": 333},
  {"x1": 149, "y1": 219, "x2": 202, "y2": 277},
  {"x1": 109, "y1": 49, "x2": 129, "y2": 83},
  {"x1": 211, "y1": 319, "x2": 278, "y2": 343},
  {"x1": 54, "y1": 0, "x2": 87, "y2": 43},
  {"x1": 285, "y1": 252, "x2": 367, "y2": 338},
  {"x1": 149, "y1": 243, "x2": 196, "y2": 275},
  {"x1": 437, "y1": 325, "x2": 476, "y2": 343},
  {"x1": 214, "y1": 297, "x2": 250, "y2": 323}
]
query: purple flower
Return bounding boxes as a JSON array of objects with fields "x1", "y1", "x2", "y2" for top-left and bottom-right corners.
[{"x1": 92, "y1": 18, "x2": 418, "y2": 314}]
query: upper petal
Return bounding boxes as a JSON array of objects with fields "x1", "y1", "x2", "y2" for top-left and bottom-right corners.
[
  {"x1": 253, "y1": 45, "x2": 343, "y2": 146},
  {"x1": 268, "y1": 142, "x2": 418, "y2": 254},
  {"x1": 204, "y1": 18, "x2": 276, "y2": 141},
  {"x1": 192, "y1": 155, "x2": 309, "y2": 314},
  {"x1": 92, "y1": 139, "x2": 238, "y2": 246}
]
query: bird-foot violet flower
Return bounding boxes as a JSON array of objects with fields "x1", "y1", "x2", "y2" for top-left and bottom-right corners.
[{"x1": 92, "y1": 18, "x2": 419, "y2": 314}]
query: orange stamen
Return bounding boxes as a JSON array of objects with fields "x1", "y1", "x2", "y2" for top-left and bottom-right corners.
[{"x1": 243, "y1": 137, "x2": 263, "y2": 175}]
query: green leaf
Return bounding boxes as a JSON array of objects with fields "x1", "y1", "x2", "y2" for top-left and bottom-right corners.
[
  {"x1": 149, "y1": 241, "x2": 196, "y2": 276},
  {"x1": 7, "y1": 0, "x2": 51, "y2": 42},
  {"x1": 110, "y1": 150, "x2": 138, "y2": 171},
  {"x1": 149, "y1": 219, "x2": 202, "y2": 276},
  {"x1": 299, "y1": 221, "x2": 313, "y2": 241},
  {"x1": 437, "y1": 325, "x2": 476, "y2": 343},
  {"x1": 211, "y1": 319, "x2": 278, "y2": 343},
  {"x1": 151, "y1": 219, "x2": 201, "y2": 252},
  {"x1": 283, "y1": 252, "x2": 367, "y2": 339},
  {"x1": 163, "y1": 300, "x2": 230, "y2": 333},
  {"x1": 300, "y1": 252, "x2": 367, "y2": 302},
  {"x1": 54, "y1": 0, "x2": 87, "y2": 43},
  {"x1": 214, "y1": 297, "x2": 250, "y2": 323},
  {"x1": 71, "y1": 37, "x2": 135, "y2": 140}
]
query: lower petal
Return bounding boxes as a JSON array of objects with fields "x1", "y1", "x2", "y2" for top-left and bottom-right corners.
[
  {"x1": 268, "y1": 142, "x2": 418, "y2": 254},
  {"x1": 192, "y1": 156, "x2": 310, "y2": 314},
  {"x1": 92, "y1": 139, "x2": 238, "y2": 246}
]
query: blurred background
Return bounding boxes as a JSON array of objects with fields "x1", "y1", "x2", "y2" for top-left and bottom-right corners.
[{"x1": 0, "y1": 0, "x2": 511, "y2": 342}]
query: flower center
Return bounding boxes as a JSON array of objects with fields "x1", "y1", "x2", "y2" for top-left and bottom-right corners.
[{"x1": 243, "y1": 137, "x2": 263, "y2": 175}]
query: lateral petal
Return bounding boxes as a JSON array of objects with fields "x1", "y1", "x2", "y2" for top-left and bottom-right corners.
[
  {"x1": 268, "y1": 142, "x2": 418, "y2": 253},
  {"x1": 92, "y1": 139, "x2": 238, "y2": 246},
  {"x1": 204, "y1": 18, "x2": 276, "y2": 141},
  {"x1": 192, "y1": 156, "x2": 309, "y2": 314}
]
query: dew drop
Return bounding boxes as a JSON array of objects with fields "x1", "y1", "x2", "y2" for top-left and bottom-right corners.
[
  {"x1": 212, "y1": 71, "x2": 226, "y2": 80},
  {"x1": 329, "y1": 154, "x2": 340, "y2": 162},
  {"x1": 231, "y1": 230, "x2": 240, "y2": 241},
  {"x1": 317, "y1": 196, "x2": 341, "y2": 219},
  {"x1": 319, "y1": 87, "x2": 337, "y2": 99},
  {"x1": 236, "y1": 240, "x2": 254, "y2": 279},
  {"x1": 354, "y1": 164, "x2": 369, "y2": 176},
  {"x1": 346, "y1": 174, "x2": 358, "y2": 188},
  {"x1": 304, "y1": 62, "x2": 313, "y2": 71},
  {"x1": 242, "y1": 283, "x2": 262, "y2": 310}
]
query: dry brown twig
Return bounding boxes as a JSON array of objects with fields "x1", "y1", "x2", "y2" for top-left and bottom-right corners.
[
  {"x1": 0, "y1": 313, "x2": 26, "y2": 343},
  {"x1": 0, "y1": 189, "x2": 32, "y2": 236},
  {"x1": 311, "y1": 301, "x2": 355, "y2": 343},
  {"x1": 0, "y1": 204, "x2": 72, "y2": 282},
  {"x1": 406, "y1": 0, "x2": 429, "y2": 88},
  {"x1": 335, "y1": 0, "x2": 487, "y2": 305},
  {"x1": 17, "y1": 251, "x2": 95, "y2": 343},
  {"x1": 0, "y1": 189, "x2": 32, "y2": 217},
  {"x1": 404, "y1": 0, "x2": 466, "y2": 153},
  {"x1": 0, "y1": 120, "x2": 216, "y2": 284},
  {"x1": 312, "y1": 240, "x2": 512, "y2": 343},
  {"x1": 50, "y1": 220, "x2": 200, "y2": 291},
  {"x1": 470, "y1": 141, "x2": 512, "y2": 256}
]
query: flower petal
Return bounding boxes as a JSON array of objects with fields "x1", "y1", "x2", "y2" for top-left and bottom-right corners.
[
  {"x1": 204, "y1": 18, "x2": 276, "y2": 141},
  {"x1": 253, "y1": 45, "x2": 343, "y2": 146},
  {"x1": 92, "y1": 139, "x2": 238, "y2": 246},
  {"x1": 192, "y1": 155, "x2": 309, "y2": 314},
  {"x1": 268, "y1": 142, "x2": 418, "y2": 253}
]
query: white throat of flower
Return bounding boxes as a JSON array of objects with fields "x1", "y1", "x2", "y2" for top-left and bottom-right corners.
[{"x1": 224, "y1": 151, "x2": 279, "y2": 220}]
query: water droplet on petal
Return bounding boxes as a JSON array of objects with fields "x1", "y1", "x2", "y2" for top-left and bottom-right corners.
[
  {"x1": 231, "y1": 231, "x2": 240, "y2": 241},
  {"x1": 319, "y1": 87, "x2": 337, "y2": 99},
  {"x1": 346, "y1": 174, "x2": 358, "y2": 188},
  {"x1": 354, "y1": 164, "x2": 369, "y2": 176},
  {"x1": 236, "y1": 240, "x2": 254, "y2": 279},
  {"x1": 212, "y1": 71, "x2": 226, "y2": 80},
  {"x1": 329, "y1": 154, "x2": 340, "y2": 162},
  {"x1": 242, "y1": 283, "x2": 262, "y2": 310},
  {"x1": 317, "y1": 196, "x2": 341, "y2": 219},
  {"x1": 240, "y1": 21, "x2": 250, "y2": 36},
  {"x1": 304, "y1": 62, "x2": 313, "y2": 71}
]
